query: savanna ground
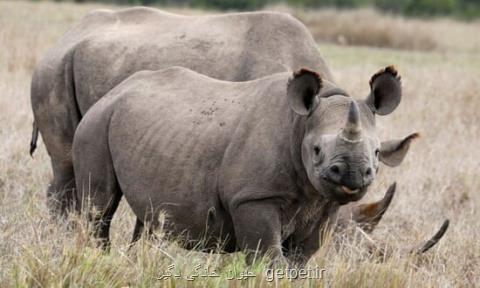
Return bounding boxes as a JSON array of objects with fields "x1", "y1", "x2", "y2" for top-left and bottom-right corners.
[{"x1": 0, "y1": 0, "x2": 479, "y2": 287}]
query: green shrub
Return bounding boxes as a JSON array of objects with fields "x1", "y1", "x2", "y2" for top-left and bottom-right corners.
[{"x1": 404, "y1": 0, "x2": 457, "y2": 16}]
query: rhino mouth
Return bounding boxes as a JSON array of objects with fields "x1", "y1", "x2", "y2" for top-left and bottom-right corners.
[
  {"x1": 340, "y1": 185, "x2": 360, "y2": 195},
  {"x1": 322, "y1": 179, "x2": 369, "y2": 204}
]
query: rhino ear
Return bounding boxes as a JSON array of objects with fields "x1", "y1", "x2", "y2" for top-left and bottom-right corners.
[
  {"x1": 379, "y1": 133, "x2": 419, "y2": 167},
  {"x1": 365, "y1": 65, "x2": 402, "y2": 116},
  {"x1": 287, "y1": 69, "x2": 322, "y2": 116}
]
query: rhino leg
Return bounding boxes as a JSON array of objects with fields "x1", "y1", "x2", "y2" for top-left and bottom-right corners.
[
  {"x1": 73, "y1": 114, "x2": 122, "y2": 249},
  {"x1": 231, "y1": 200, "x2": 285, "y2": 265},
  {"x1": 74, "y1": 161, "x2": 122, "y2": 249},
  {"x1": 33, "y1": 106, "x2": 78, "y2": 217},
  {"x1": 89, "y1": 190, "x2": 121, "y2": 250},
  {"x1": 33, "y1": 121, "x2": 79, "y2": 218},
  {"x1": 46, "y1": 159, "x2": 76, "y2": 218},
  {"x1": 31, "y1": 54, "x2": 82, "y2": 217},
  {"x1": 283, "y1": 225, "x2": 321, "y2": 268},
  {"x1": 131, "y1": 219, "x2": 144, "y2": 244},
  {"x1": 129, "y1": 218, "x2": 159, "y2": 247}
]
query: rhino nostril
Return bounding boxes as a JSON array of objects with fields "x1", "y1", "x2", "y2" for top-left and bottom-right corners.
[
  {"x1": 330, "y1": 165, "x2": 341, "y2": 175},
  {"x1": 365, "y1": 167, "x2": 372, "y2": 177}
]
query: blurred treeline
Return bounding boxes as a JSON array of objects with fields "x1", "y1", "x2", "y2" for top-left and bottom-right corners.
[{"x1": 53, "y1": 0, "x2": 480, "y2": 19}]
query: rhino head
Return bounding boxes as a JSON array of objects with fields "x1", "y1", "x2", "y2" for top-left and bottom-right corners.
[{"x1": 288, "y1": 66, "x2": 411, "y2": 204}]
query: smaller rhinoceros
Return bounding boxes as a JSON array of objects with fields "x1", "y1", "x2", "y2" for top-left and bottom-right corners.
[{"x1": 73, "y1": 66, "x2": 408, "y2": 266}]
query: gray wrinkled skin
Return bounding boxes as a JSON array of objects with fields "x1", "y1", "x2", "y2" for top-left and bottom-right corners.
[
  {"x1": 73, "y1": 66, "x2": 404, "y2": 266},
  {"x1": 31, "y1": 7, "x2": 338, "y2": 215}
]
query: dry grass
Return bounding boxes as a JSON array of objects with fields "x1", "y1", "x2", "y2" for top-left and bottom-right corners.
[
  {"x1": 1, "y1": 1, "x2": 479, "y2": 287},
  {"x1": 269, "y1": 4, "x2": 480, "y2": 52}
]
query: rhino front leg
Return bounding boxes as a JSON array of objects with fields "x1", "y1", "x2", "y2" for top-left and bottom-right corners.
[
  {"x1": 284, "y1": 225, "x2": 321, "y2": 269},
  {"x1": 231, "y1": 201, "x2": 285, "y2": 266}
]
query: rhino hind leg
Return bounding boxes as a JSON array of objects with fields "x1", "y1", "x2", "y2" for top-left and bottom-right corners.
[
  {"x1": 35, "y1": 120, "x2": 78, "y2": 217},
  {"x1": 33, "y1": 111, "x2": 79, "y2": 217},
  {"x1": 90, "y1": 192, "x2": 122, "y2": 250},
  {"x1": 75, "y1": 164, "x2": 122, "y2": 249},
  {"x1": 31, "y1": 54, "x2": 82, "y2": 217},
  {"x1": 47, "y1": 160, "x2": 77, "y2": 218},
  {"x1": 130, "y1": 218, "x2": 158, "y2": 246},
  {"x1": 73, "y1": 117, "x2": 123, "y2": 249},
  {"x1": 131, "y1": 219, "x2": 143, "y2": 244},
  {"x1": 74, "y1": 154, "x2": 122, "y2": 249}
]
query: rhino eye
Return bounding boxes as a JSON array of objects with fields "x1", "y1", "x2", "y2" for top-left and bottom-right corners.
[
  {"x1": 314, "y1": 146, "x2": 320, "y2": 156},
  {"x1": 375, "y1": 149, "x2": 380, "y2": 158}
]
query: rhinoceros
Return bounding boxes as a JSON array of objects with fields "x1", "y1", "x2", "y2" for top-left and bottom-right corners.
[
  {"x1": 30, "y1": 7, "x2": 414, "y2": 219},
  {"x1": 73, "y1": 65, "x2": 408, "y2": 266}
]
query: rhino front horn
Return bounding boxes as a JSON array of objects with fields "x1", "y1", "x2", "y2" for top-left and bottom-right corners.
[{"x1": 340, "y1": 101, "x2": 362, "y2": 142}]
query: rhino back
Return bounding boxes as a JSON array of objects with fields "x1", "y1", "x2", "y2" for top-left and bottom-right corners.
[
  {"x1": 32, "y1": 7, "x2": 331, "y2": 159},
  {"x1": 65, "y1": 8, "x2": 331, "y2": 113}
]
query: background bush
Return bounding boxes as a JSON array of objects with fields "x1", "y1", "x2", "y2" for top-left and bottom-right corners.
[{"x1": 61, "y1": 0, "x2": 480, "y2": 19}]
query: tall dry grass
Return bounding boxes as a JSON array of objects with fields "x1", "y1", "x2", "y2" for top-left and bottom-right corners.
[
  {"x1": 0, "y1": 1, "x2": 479, "y2": 287},
  {"x1": 269, "y1": 4, "x2": 480, "y2": 52}
]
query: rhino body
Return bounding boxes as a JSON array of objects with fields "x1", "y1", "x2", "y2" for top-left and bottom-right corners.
[
  {"x1": 31, "y1": 8, "x2": 337, "y2": 214},
  {"x1": 73, "y1": 66, "x2": 404, "y2": 265}
]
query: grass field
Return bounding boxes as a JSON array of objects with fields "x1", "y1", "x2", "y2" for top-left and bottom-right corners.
[{"x1": 0, "y1": 1, "x2": 479, "y2": 287}]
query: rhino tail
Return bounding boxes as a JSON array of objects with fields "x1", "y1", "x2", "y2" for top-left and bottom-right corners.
[{"x1": 30, "y1": 121, "x2": 39, "y2": 157}]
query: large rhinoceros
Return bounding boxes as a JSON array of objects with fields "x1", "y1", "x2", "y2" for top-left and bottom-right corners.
[
  {"x1": 72, "y1": 66, "x2": 406, "y2": 266},
  {"x1": 30, "y1": 7, "x2": 414, "y2": 218}
]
